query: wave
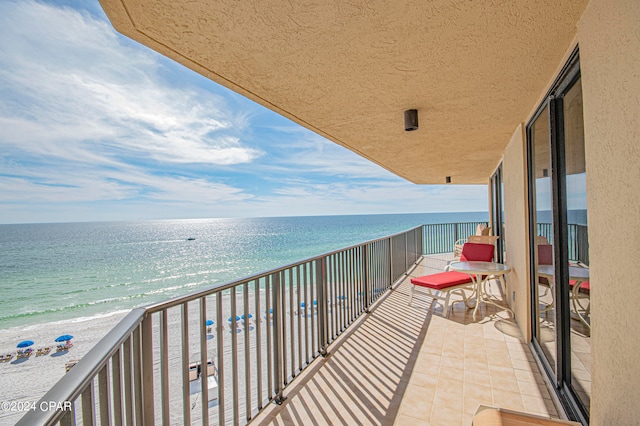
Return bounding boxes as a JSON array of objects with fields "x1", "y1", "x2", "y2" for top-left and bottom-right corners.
[
  {"x1": 0, "y1": 309, "x2": 132, "y2": 334},
  {"x1": 0, "y1": 279, "x2": 216, "y2": 324}
]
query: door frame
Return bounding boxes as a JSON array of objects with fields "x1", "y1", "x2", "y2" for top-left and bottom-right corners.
[{"x1": 525, "y1": 47, "x2": 588, "y2": 424}]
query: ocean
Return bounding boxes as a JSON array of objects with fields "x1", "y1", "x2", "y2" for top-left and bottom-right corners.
[{"x1": 0, "y1": 212, "x2": 488, "y2": 331}]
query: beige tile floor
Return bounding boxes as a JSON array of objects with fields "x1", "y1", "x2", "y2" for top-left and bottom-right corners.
[{"x1": 250, "y1": 255, "x2": 560, "y2": 426}]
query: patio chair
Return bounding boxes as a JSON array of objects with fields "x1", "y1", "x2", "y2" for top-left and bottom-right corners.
[
  {"x1": 536, "y1": 243, "x2": 554, "y2": 310},
  {"x1": 409, "y1": 242, "x2": 495, "y2": 317},
  {"x1": 453, "y1": 231, "x2": 498, "y2": 259}
]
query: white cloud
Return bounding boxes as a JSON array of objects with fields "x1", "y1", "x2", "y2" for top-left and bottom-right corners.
[
  {"x1": 0, "y1": 1, "x2": 261, "y2": 166},
  {"x1": 0, "y1": 0, "x2": 488, "y2": 224}
]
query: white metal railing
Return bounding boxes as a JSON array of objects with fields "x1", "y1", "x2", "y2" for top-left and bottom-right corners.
[{"x1": 17, "y1": 226, "x2": 426, "y2": 426}]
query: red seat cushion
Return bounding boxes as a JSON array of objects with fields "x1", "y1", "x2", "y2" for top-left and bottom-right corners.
[
  {"x1": 460, "y1": 243, "x2": 495, "y2": 262},
  {"x1": 411, "y1": 271, "x2": 473, "y2": 290},
  {"x1": 570, "y1": 280, "x2": 590, "y2": 294}
]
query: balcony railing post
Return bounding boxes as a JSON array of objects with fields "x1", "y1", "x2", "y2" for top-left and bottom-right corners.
[
  {"x1": 98, "y1": 365, "x2": 111, "y2": 426},
  {"x1": 160, "y1": 309, "x2": 169, "y2": 425},
  {"x1": 216, "y1": 293, "x2": 226, "y2": 426},
  {"x1": 82, "y1": 383, "x2": 95, "y2": 426},
  {"x1": 454, "y1": 224, "x2": 459, "y2": 247},
  {"x1": 141, "y1": 314, "x2": 155, "y2": 424},
  {"x1": 180, "y1": 303, "x2": 191, "y2": 426},
  {"x1": 404, "y1": 232, "x2": 408, "y2": 274},
  {"x1": 132, "y1": 325, "x2": 143, "y2": 424},
  {"x1": 271, "y1": 272, "x2": 286, "y2": 405},
  {"x1": 316, "y1": 258, "x2": 329, "y2": 356},
  {"x1": 388, "y1": 237, "x2": 393, "y2": 289},
  {"x1": 363, "y1": 245, "x2": 371, "y2": 313},
  {"x1": 200, "y1": 297, "x2": 210, "y2": 425}
]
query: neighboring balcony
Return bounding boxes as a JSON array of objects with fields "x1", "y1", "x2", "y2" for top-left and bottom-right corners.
[{"x1": 17, "y1": 223, "x2": 561, "y2": 426}]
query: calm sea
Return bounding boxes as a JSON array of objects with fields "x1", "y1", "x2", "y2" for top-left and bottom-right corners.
[{"x1": 0, "y1": 212, "x2": 488, "y2": 330}]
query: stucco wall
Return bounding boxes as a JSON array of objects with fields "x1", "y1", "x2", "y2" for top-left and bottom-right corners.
[
  {"x1": 578, "y1": 0, "x2": 640, "y2": 424},
  {"x1": 502, "y1": 124, "x2": 531, "y2": 341}
]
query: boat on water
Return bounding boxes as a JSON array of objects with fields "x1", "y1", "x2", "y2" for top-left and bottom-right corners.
[
  {"x1": 188, "y1": 358, "x2": 218, "y2": 400},
  {"x1": 187, "y1": 237, "x2": 196, "y2": 241}
]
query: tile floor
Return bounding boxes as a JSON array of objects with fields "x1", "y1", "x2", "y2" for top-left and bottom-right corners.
[{"x1": 251, "y1": 255, "x2": 561, "y2": 426}]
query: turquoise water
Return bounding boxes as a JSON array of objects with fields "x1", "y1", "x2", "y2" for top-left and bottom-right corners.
[{"x1": 0, "y1": 212, "x2": 487, "y2": 329}]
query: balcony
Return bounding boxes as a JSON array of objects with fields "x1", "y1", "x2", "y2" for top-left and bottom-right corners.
[
  {"x1": 251, "y1": 254, "x2": 558, "y2": 425},
  {"x1": 17, "y1": 223, "x2": 561, "y2": 426}
]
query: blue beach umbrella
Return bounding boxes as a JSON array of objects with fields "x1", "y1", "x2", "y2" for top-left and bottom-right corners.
[
  {"x1": 228, "y1": 316, "x2": 240, "y2": 322},
  {"x1": 241, "y1": 314, "x2": 253, "y2": 320},
  {"x1": 55, "y1": 335, "x2": 74, "y2": 342},
  {"x1": 17, "y1": 340, "x2": 34, "y2": 348},
  {"x1": 205, "y1": 319, "x2": 214, "y2": 326}
]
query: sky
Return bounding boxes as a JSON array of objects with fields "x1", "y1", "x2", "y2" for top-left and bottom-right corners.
[{"x1": 0, "y1": 0, "x2": 488, "y2": 224}]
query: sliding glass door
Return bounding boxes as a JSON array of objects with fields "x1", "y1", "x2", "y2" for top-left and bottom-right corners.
[
  {"x1": 491, "y1": 164, "x2": 505, "y2": 263},
  {"x1": 527, "y1": 49, "x2": 589, "y2": 424}
]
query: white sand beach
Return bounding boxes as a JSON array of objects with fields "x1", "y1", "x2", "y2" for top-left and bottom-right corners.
[
  {"x1": 0, "y1": 311, "x2": 128, "y2": 425},
  {"x1": 0, "y1": 284, "x2": 352, "y2": 425}
]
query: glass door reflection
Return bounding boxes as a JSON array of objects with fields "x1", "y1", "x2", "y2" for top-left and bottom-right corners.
[
  {"x1": 563, "y1": 79, "x2": 590, "y2": 411},
  {"x1": 529, "y1": 104, "x2": 557, "y2": 373}
]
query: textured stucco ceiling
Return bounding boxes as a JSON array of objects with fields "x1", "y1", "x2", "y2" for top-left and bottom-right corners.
[{"x1": 98, "y1": 0, "x2": 588, "y2": 184}]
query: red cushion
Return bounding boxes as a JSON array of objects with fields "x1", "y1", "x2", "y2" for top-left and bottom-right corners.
[
  {"x1": 538, "y1": 244, "x2": 553, "y2": 265},
  {"x1": 460, "y1": 243, "x2": 494, "y2": 262},
  {"x1": 570, "y1": 280, "x2": 590, "y2": 293},
  {"x1": 411, "y1": 271, "x2": 473, "y2": 290}
]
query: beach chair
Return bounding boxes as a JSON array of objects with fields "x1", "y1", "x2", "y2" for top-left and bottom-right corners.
[
  {"x1": 410, "y1": 242, "x2": 495, "y2": 317},
  {"x1": 65, "y1": 359, "x2": 79, "y2": 373},
  {"x1": 188, "y1": 362, "x2": 200, "y2": 381},
  {"x1": 206, "y1": 360, "x2": 216, "y2": 377}
]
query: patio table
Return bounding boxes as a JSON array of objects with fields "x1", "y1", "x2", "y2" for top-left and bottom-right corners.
[
  {"x1": 537, "y1": 265, "x2": 590, "y2": 330},
  {"x1": 448, "y1": 261, "x2": 512, "y2": 320}
]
